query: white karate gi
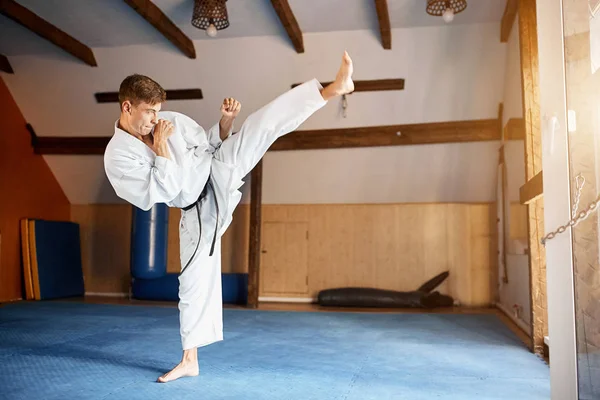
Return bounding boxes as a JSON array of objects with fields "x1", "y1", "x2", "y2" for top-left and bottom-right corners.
[{"x1": 104, "y1": 79, "x2": 327, "y2": 350}]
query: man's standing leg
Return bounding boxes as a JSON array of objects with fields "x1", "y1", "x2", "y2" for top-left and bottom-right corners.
[{"x1": 157, "y1": 207, "x2": 223, "y2": 383}]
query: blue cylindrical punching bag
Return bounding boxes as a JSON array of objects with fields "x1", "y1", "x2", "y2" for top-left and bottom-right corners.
[{"x1": 130, "y1": 203, "x2": 168, "y2": 279}]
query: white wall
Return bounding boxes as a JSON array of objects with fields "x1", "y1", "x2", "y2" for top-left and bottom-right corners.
[
  {"x1": 498, "y1": 14, "x2": 530, "y2": 330},
  {"x1": 262, "y1": 142, "x2": 502, "y2": 204},
  {"x1": 3, "y1": 23, "x2": 506, "y2": 205}
]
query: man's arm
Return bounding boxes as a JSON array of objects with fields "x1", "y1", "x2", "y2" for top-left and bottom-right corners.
[
  {"x1": 219, "y1": 98, "x2": 241, "y2": 140},
  {"x1": 219, "y1": 116, "x2": 235, "y2": 141},
  {"x1": 105, "y1": 148, "x2": 183, "y2": 211}
]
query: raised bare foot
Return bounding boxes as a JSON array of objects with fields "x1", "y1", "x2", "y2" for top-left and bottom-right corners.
[
  {"x1": 157, "y1": 360, "x2": 199, "y2": 383},
  {"x1": 320, "y1": 51, "x2": 354, "y2": 101},
  {"x1": 332, "y1": 51, "x2": 354, "y2": 95}
]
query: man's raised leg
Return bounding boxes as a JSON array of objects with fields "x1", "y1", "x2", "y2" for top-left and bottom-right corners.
[{"x1": 213, "y1": 51, "x2": 354, "y2": 176}]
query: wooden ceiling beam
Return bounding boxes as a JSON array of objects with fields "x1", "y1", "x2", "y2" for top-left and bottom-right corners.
[
  {"x1": 501, "y1": 0, "x2": 518, "y2": 43},
  {"x1": 0, "y1": 0, "x2": 97, "y2": 66},
  {"x1": 270, "y1": 0, "x2": 304, "y2": 53},
  {"x1": 123, "y1": 0, "x2": 196, "y2": 59},
  {"x1": 292, "y1": 79, "x2": 404, "y2": 92},
  {"x1": 95, "y1": 88, "x2": 203, "y2": 103},
  {"x1": 0, "y1": 54, "x2": 14, "y2": 73},
  {"x1": 270, "y1": 119, "x2": 500, "y2": 151},
  {"x1": 30, "y1": 118, "x2": 501, "y2": 155},
  {"x1": 374, "y1": 0, "x2": 391, "y2": 49}
]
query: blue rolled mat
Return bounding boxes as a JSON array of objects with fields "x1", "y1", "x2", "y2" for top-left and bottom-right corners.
[
  {"x1": 132, "y1": 273, "x2": 248, "y2": 304},
  {"x1": 130, "y1": 204, "x2": 169, "y2": 279}
]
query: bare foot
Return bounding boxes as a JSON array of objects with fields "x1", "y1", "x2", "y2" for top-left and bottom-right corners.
[
  {"x1": 333, "y1": 51, "x2": 354, "y2": 95},
  {"x1": 157, "y1": 360, "x2": 199, "y2": 383},
  {"x1": 321, "y1": 51, "x2": 354, "y2": 101}
]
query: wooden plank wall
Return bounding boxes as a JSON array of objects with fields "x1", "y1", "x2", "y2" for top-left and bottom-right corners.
[
  {"x1": 72, "y1": 202, "x2": 496, "y2": 306},
  {"x1": 260, "y1": 203, "x2": 495, "y2": 306}
]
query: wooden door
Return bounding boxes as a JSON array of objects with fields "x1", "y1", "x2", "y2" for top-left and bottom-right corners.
[{"x1": 259, "y1": 222, "x2": 309, "y2": 296}]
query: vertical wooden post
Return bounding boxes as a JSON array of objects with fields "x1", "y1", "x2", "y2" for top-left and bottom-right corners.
[
  {"x1": 247, "y1": 160, "x2": 263, "y2": 308},
  {"x1": 519, "y1": 0, "x2": 546, "y2": 355}
]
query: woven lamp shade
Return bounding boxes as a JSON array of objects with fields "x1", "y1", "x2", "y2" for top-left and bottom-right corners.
[
  {"x1": 426, "y1": 0, "x2": 467, "y2": 16},
  {"x1": 191, "y1": 0, "x2": 229, "y2": 30}
]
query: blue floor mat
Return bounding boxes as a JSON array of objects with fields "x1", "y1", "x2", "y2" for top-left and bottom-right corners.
[{"x1": 0, "y1": 302, "x2": 549, "y2": 400}]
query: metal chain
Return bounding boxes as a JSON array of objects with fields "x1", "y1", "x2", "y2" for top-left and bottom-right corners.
[
  {"x1": 541, "y1": 174, "x2": 600, "y2": 245},
  {"x1": 571, "y1": 174, "x2": 585, "y2": 217}
]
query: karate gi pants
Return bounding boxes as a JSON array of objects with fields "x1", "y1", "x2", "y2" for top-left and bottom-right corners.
[{"x1": 177, "y1": 79, "x2": 327, "y2": 350}]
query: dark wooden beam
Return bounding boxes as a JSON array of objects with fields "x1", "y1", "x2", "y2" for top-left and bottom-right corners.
[
  {"x1": 123, "y1": 0, "x2": 196, "y2": 59},
  {"x1": 374, "y1": 0, "x2": 391, "y2": 49},
  {"x1": 292, "y1": 79, "x2": 404, "y2": 92},
  {"x1": 270, "y1": 119, "x2": 500, "y2": 151},
  {"x1": 34, "y1": 136, "x2": 109, "y2": 155},
  {"x1": 31, "y1": 118, "x2": 501, "y2": 155},
  {"x1": 501, "y1": 0, "x2": 518, "y2": 43},
  {"x1": 247, "y1": 160, "x2": 263, "y2": 308},
  {"x1": 95, "y1": 89, "x2": 203, "y2": 103},
  {"x1": 0, "y1": 0, "x2": 97, "y2": 66},
  {"x1": 270, "y1": 0, "x2": 304, "y2": 53},
  {"x1": 25, "y1": 123, "x2": 38, "y2": 147},
  {"x1": 0, "y1": 53, "x2": 13, "y2": 73}
]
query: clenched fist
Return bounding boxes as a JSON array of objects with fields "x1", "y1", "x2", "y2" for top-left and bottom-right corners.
[
  {"x1": 152, "y1": 119, "x2": 174, "y2": 145},
  {"x1": 146, "y1": 119, "x2": 174, "y2": 159},
  {"x1": 220, "y1": 98, "x2": 241, "y2": 119}
]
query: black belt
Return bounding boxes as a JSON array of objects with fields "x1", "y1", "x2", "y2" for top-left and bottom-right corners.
[{"x1": 180, "y1": 178, "x2": 219, "y2": 274}]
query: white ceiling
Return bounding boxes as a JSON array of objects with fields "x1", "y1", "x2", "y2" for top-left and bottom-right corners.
[{"x1": 0, "y1": 0, "x2": 506, "y2": 56}]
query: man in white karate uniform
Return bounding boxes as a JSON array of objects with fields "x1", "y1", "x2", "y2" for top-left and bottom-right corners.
[{"x1": 104, "y1": 52, "x2": 354, "y2": 382}]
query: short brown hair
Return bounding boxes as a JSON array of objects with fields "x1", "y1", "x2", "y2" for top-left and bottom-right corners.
[{"x1": 118, "y1": 74, "x2": 166, "y2": 106}]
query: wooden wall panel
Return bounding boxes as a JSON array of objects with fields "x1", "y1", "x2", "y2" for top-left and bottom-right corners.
[
  {"x1": 74, "y1": 205, "x2": 250, "y2": 293},
  {"x1": 71, "y1": 205, "x2": 132, "y2": 294},
  {"x1": 260, "y1": 203, "x2": 494, "y2": 306},
  {"x1": 74, "y1": 203, "x2": 495, "y2": 307}
]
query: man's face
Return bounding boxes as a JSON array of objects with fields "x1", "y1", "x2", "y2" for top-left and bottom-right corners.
[{"x1": 122, "y1": 100, "x2": 161, "y2": 136}]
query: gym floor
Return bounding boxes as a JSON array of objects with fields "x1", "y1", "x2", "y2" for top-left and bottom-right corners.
[{"x1": 0, "y1": 298, "x2": 549, "y2": 400}]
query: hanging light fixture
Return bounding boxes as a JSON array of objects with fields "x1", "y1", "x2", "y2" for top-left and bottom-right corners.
[
  {"x1": 426, "y1": 0, "x2": 467, "y2": 23},
  {"x1": 191, "y1": 0, "x2": 229, "y2": 38}
]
